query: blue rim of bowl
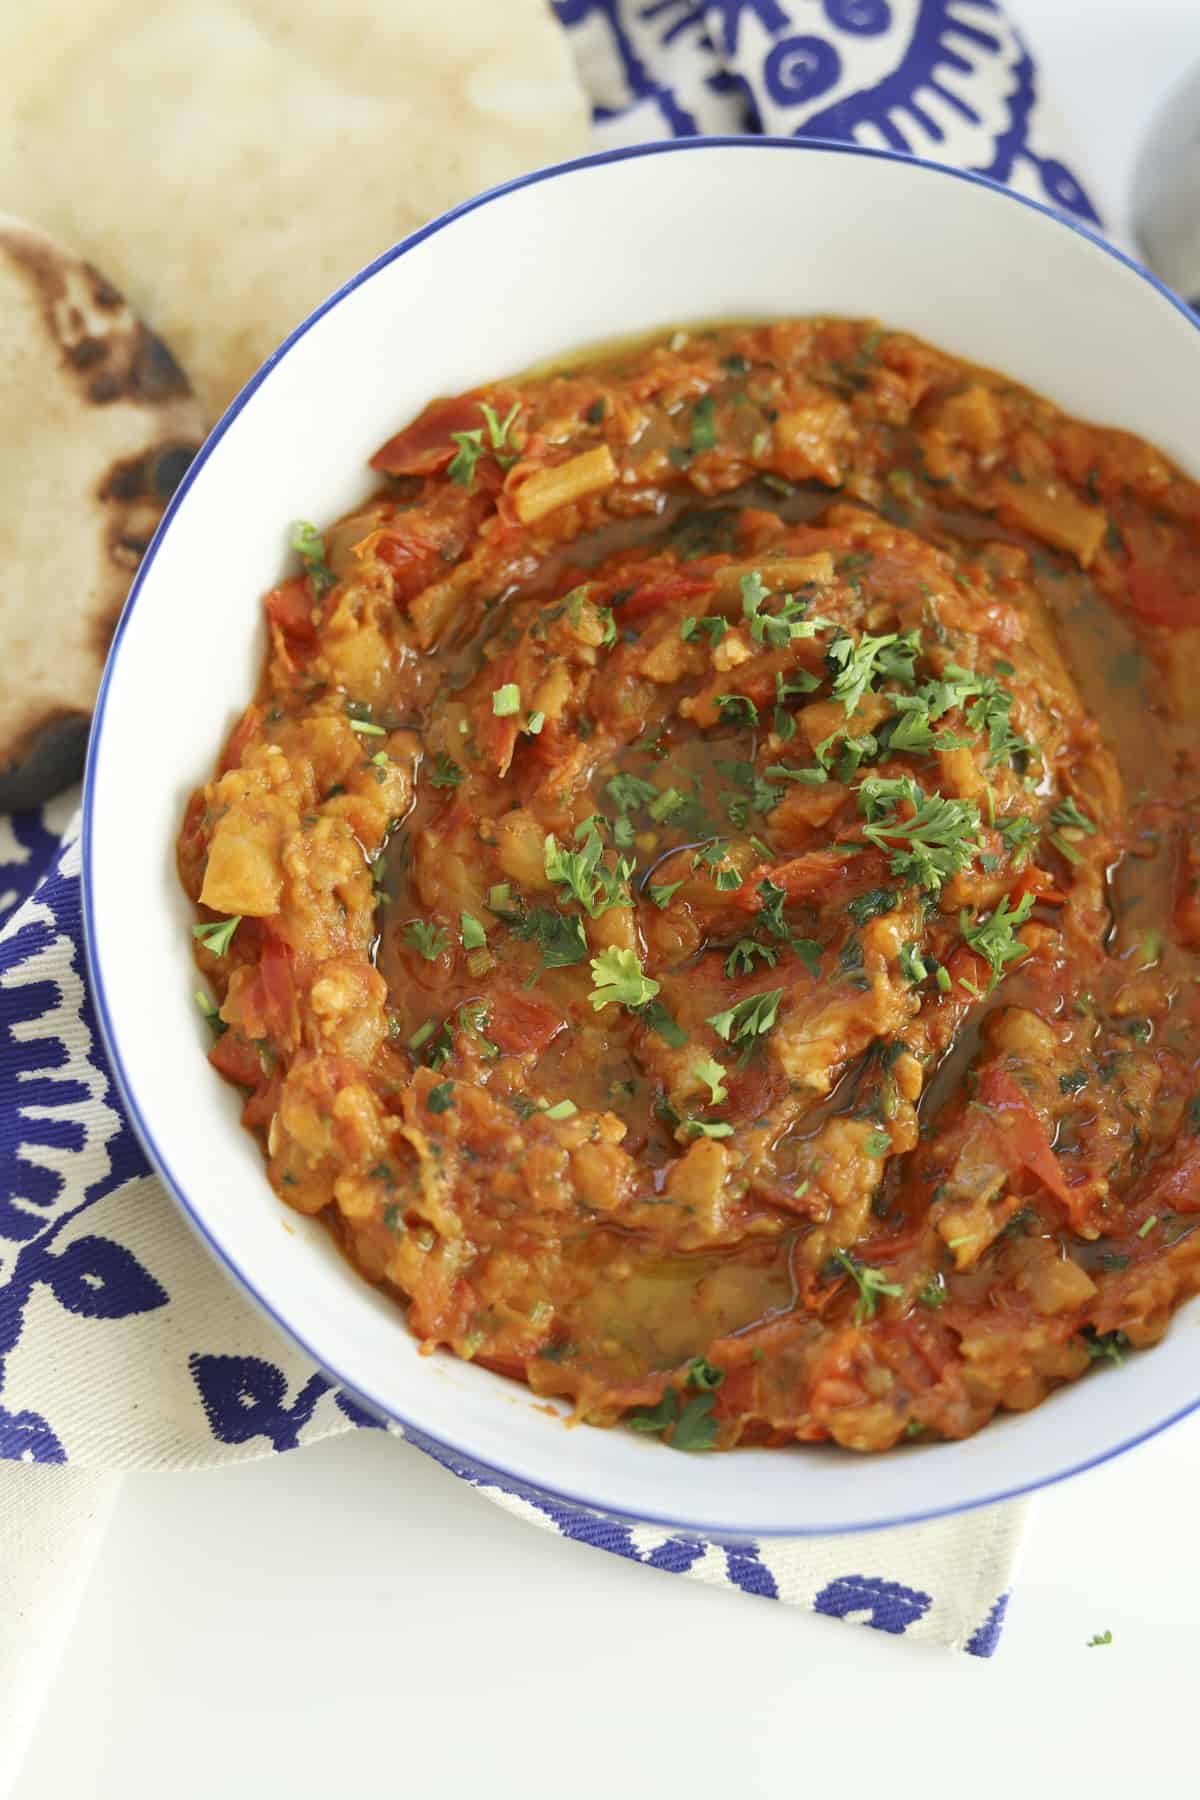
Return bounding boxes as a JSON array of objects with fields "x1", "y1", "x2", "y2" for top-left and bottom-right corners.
[{"x1": 83, "y1": 134, "x2": 1200, "y2": 1539}]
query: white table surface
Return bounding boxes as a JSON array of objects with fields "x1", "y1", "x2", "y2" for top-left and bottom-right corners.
[{"x1": 14, "y1": 4, "x2": 1200, "y2": 1794}]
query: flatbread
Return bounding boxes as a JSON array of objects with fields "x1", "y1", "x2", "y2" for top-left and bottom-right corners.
[
  {"x1": 0, "y1": 216, "x2": 205, "y2": 809},
  {"x1": 0, "y1": 0, "x2": 590, "y2": 419}
]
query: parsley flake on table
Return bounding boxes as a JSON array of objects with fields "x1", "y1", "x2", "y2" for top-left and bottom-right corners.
[
  {"x1": 707, "y1": 987, "x2": 784, "y2": 1044},
  {"x1": 290, "y1": 521, "x2": 336, "y2": 596},
  {"x1": 192, "y1": 915, "x2": 241, "y2": 957},
  {"x1": 1086, "y1": 1630, "x2": 1113, "y2": 1648},
  {"x1": 589, "y1": 947, "x2": 660, "y2": 1012},
  {"x1": 403, "y1": 920, "x2": 450, "y2": 961}
]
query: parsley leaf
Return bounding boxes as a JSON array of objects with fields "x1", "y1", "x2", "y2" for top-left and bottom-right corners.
[
  {"x1": 606, "y1": 772, "x2": 658, "y2": 816},
  {"x1": 479, "y1": 399, "x2": 521, "y2": 453},
  {"x1": 545, "y1": 818, "x2": 632, "y2": 917},
  {"x1": 724, "y1": 939, "x2": 779, "y2": 978},
  {"x1": 589, "y1": 947, "x2": 660, "y2": 1012},
  {"x1": 637, "y1": 998, "x2": 688, "y2": 1047},
  {"x1": 426, "y1": 1080, "x2": 456, "y2": 1114},
  {"x1": 707, "y1": 987, "x2": 784, "y2": 1043},
  {"x1": 693, "y1": 1055, "x2": 729, "y2": 1105},
  {"x1": 831, "y1": 1250, "x2": 903, "y2": 1325},
  {"x1": 960, "y1": 891, "x2": 1034, "y2": 990},
  {"x1": 495, "y1": 904, "x2": 588, "y2": 969},
  {"x1": 690, "y1": 395, "x2": 717, "y2": 453},
  {"x1": 714, "y1": 693, "x2": 759, "y2": 727},
  {"x1": 847, "y1": 887, "x2": 897, "y2": 926},
  {"x1": 290, "y1": 521, "x2": 336, "y2": 596},
  {"x1": 429, "y1": 752, "x2": 464, "y2": 788},
  {"x1": 1050, "y1": 796, "x2": 1096, "y2": 835},
  {"x1": 827, "y1": 628, "x2": 919, "y2": 715},
  {"x1": 647, "y1": 880, "x2": 684, "y2": 910},
  {"x1": 755, "y1": 876, "x2": 789, "y2": 940},
  {"x1": 857, "y1": 775, "x2": 982, "y2": 893},
  {"x1": 448, "y1": 428, "x2": 485, "y2": 489},
  {"x1": 192, "y1": 915, "x2": 241, "y2": 957},
  {"x1": 403, "y1": 920, "x2": 450, "y2": 961}
]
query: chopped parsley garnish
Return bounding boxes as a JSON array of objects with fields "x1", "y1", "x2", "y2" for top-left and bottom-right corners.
[
  {"x1": 426, "y1": 1081, "x2": 456, "y2": 1114},
  {"x1": 1050, "y1": 796, "x2": 1096, "y2": 835},
  {"x1": 857, "y1": 775, "x2": 982, "y2": 893},
  {"x1": 403, "y1": 920, "x2": 450, "y2": 962},
  {"x1": 1059, "y1": 1069, "x2": 1088, "y2": 1096},
  {"x1": 422, "y1": 1002, "x2": 498, "y2": 1070},
  {"x1": 194, "y1": 989, "x2": 226, "y2": 1034},
  {"x1": 724, "y1": 939, "x2": 779, "y2": 978},
  {"x1": 637, "y1": 998, "x2": 688, "y2": 1047},
  {"x1": 864, "y1": 1130, "x2": 891, "y2": 1158},
  {"x1": 290, "y1": 521, "x2": 336, "y2": 595},
  {"x1": 648, "y1": 786, "x2": 686, "y2": 822},
  {"x1": 606, "y1": 772, "x2": 658, "y2": 815},
  {"x1": 448, "y1": 428, "x2": 485, "y2": 489},
  {"x1": 525, "y1": 711, "x2": 546, "y2": 736},
  {"x1": 495, "y1": 903, "x2": 588, "y2": 969},
  {"x1": 429, "y1": 752, "x2": 465, "y2": 788},
  {"x1": 967, "y1": 676, "x2": 1032, "y2": 768},
  {"x1": 707, "y1": 987, "x2": 784, "y2": 1044},
  {"x1": 847, "y1": 887, "x2": 897, "y2": 926},
  {"x1": 192, "y1": 915, "x2": 241, "y2": 956},
  {"x1": 479, "y1": 399, "x2": 521, "y2": 458},
  {"x1": 629, "y1": 1358, "x2": 724, "y2": 1451},
  {"x1": 960, "y1": 891, "x2": 1034, "y2": 991},
  {"x1": 1081, "y1": 1326, "x2": 1130, "y2": 1366},
  {"x1": 544, "y1": 1098, "x2": 577, "y2": 1122},
  {"x1": 681, "y1": 613, "x2": 728, "y2": 646},
  {"x1": 545, "y1": 817, "x2": 632, "y2": 917},
  {"x1": 830, "y1": 1250, "x2": 903, "y2": 1325},
  {"x1": 492, "y1": 683, "x2": 521, "y2": 717},
  {"x1": 693, "y1": 1056, "x2": 729, "y2": 1105},
  {"x1": 647, "y1": 880, "x2": 684, "y2": 910},
  {"x1": 1086, "y1": 1630, "x2": 1113, "y2": 1648},
  {"x1": 917, "y1": 1276, "x2": 946, "y2": 1309},
  {"x1": 589, "y1": 947, "x2": 660, "y2": 1012},
  {"x1": 792, "y1": 938, "x2": 823, "y2": 977},
  {"x1": 714, "y1": 693, "x2": 759, "y2": 727},
  {"x1": 690, "y1": 395, "x2": 718, "y2": 453},
  {"x1": 998, "y1": 813, "x2": 1039, "y2": 869},
  {"x1": 755, "y1": 876, "x2": 789, "y2": 940},
  {"x1": 460, "y1": 913, "x2": 486, "y2": 951},
  {"x1": 827, "y1": 628, "x2": 919, "y2": 715},
  {"x1": 765, "y1": 760, "x2": 827, "y2": 786}
]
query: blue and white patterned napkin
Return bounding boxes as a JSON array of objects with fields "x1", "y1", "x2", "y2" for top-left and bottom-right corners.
[{"x1": 0, "y1": 0, "x2": 1102, "y2": 1706}]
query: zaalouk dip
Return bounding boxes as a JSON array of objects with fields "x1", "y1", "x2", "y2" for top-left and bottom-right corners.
[{"x1": 180, "y1": 319, "x2": 1200, "y2": 1453}]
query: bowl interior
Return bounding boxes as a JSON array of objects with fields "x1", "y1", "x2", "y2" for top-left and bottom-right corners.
[{"x1": 86, "y1": 140, "x2": 1200, "y2": 1536}]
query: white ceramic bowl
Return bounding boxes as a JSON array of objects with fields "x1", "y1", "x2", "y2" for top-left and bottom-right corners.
[{"x1": 84, "y1": 139, "x2": 1200, "y2": 1538}]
